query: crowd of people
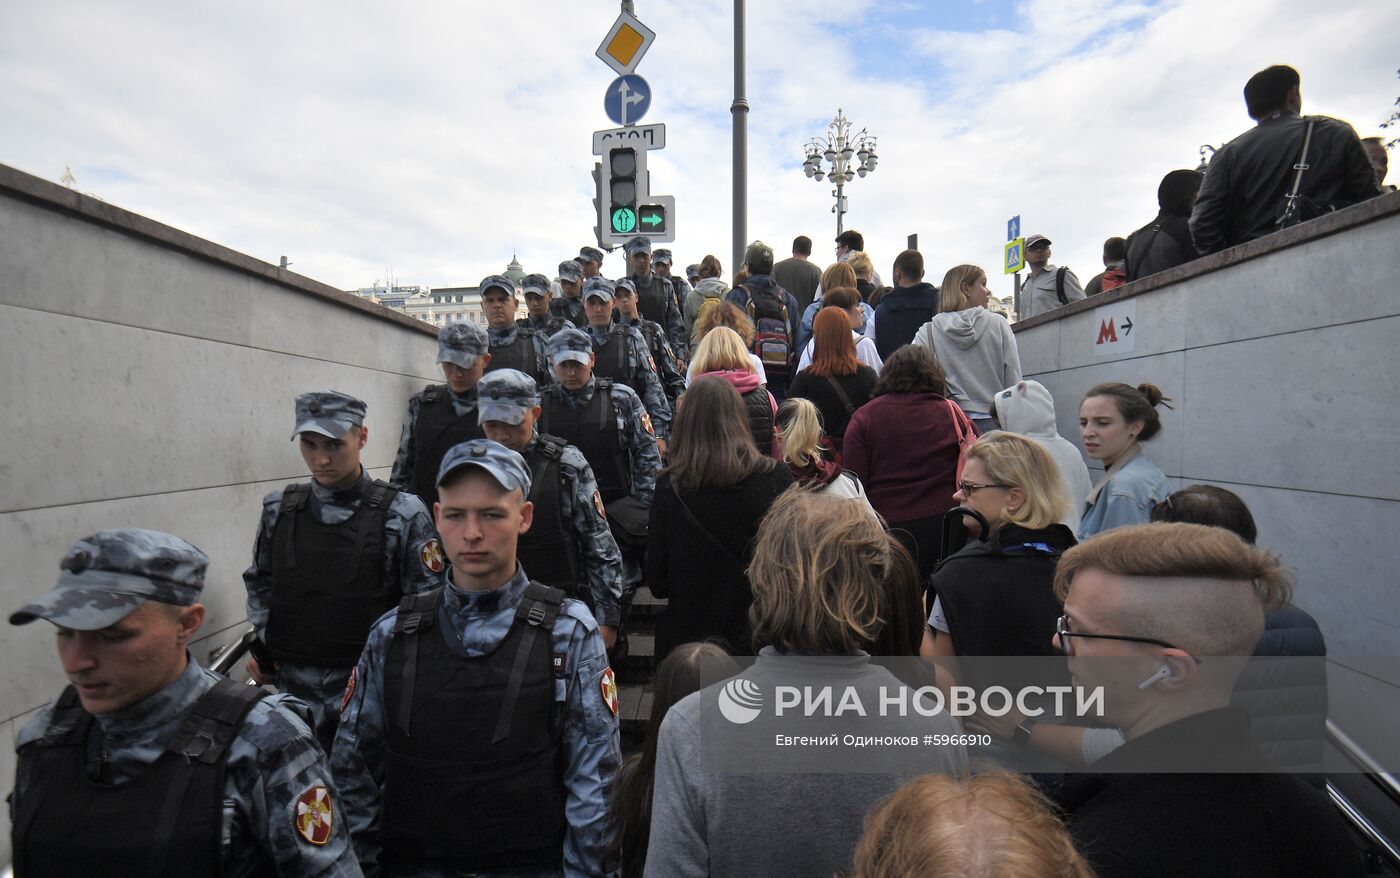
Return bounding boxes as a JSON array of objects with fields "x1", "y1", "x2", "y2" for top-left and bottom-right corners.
[{"x1": 6, "y1": 61, "x2": 1386, "y2": 877}]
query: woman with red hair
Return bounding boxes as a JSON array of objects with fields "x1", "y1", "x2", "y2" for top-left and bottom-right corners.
[{"x1": 787, "y1": 303, "x2": 879, "y2": 451}]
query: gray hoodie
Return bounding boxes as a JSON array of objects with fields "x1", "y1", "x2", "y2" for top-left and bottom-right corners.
[
  {"x1": 913, "y1": 306, "x2": 1021, "y2": 416},
  {"x1": 993, "y1": 379, "x2": 1093, "y2": 532},
  {"x1": 685, "y1": 277, "x2": 730, "y2": 341}
]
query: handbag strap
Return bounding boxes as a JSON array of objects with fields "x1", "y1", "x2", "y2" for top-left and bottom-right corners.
[
  {"x1": 670, "y1": 482, "x2": 747, "y2": 570},
  {"x1": 1278, "y1": 119, "x2": 1317, "y2": 228},
  {"x1": 824, "y1": 375, "x2": 857, "y2": 416}
]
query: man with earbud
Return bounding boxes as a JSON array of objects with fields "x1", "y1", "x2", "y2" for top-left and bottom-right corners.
[{"x1": 1046, "y1": 522, "x2": 1363, "y2": 877}]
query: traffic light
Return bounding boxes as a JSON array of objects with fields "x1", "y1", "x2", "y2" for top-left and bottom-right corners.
[{"x1": 607, "y1": 146, "x2": 640, "y2": 236}]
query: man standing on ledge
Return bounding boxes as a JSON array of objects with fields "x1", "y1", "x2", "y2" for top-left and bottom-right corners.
[
  {"x1": 391, "y1": 320, "x2": 489, "y2": 511},
  {"x1": 10, "y1": 529, "x2": 359, "y2": 876},
  {"x1": 332, "y1": 440, "x2": 619, "y2": 877},
  {"x1": 243, "y1": 390, "x2": 438, "y2": 751},
  {"x1": 1020, "y1": 234, "x2": 1084, "y2": 318}
]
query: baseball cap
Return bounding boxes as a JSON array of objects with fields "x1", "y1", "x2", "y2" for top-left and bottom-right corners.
[
  {"x1": 10, "y1": 529, "x2": 208, "y2": 630},
  {"x1": 290, "y1": 390, "x2": 366, "y2": 441},
  {"x1": 435, "y1": 439, "x2": 532, "y2": 494},
  {"x1": 521, "y1": 273, "x2": 551, "y2": 297},
  {"x1": 1024, "y1": 234, "x2": 1052, "y2": 248},
  {"x1": 577, "y1": 247, "x2": 604, "y2": 266},
  {"x1": 437, "y1": 321, "x2": 489, "y2": 369},
  {"x1": 558, "y1": 260, "x2": 583, "y2": 282},
  {"x1": 547, "y1": 326, "x2": 594, "y2": 366},
  {"x1": 652, "y1": 248, "x2": 673, "y2": 265},
  {"x1": 479, "y1": 274, "x2": 517, "y2": 297},
  {"x1": 625, "y1": 237, "x2": 652, "y2": 257},
  {"x1": 613, "y1": 277, "x2": 637, "y2": 296},
  {"x1": 477, "y1": 369, "x2": 541, "y2": 426},
  {"x1": 583, "y1": 277, "x2": 616, "y2": 302}
]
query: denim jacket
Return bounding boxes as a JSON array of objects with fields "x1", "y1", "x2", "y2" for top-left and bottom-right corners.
[{"x1": 1078, "y1": 446, "x2": 1168, "y2": 540}]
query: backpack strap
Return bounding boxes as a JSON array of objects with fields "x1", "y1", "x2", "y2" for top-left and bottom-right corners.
[
  {"x1": 1055, "y1": 267, "x2": 1069, "y2": 305},
  {"x1": 493, "y1": 582, "x2": 565, "y2": 744},
  {"x1": 392, "y1": 587, "x2": 444, "y2": 737},
  {"x1": 534, "y1": 434, "x2": 568, "y2": 461},
  {"x1": 277, "y1": 484, "x2": 313, "y2": 569}
]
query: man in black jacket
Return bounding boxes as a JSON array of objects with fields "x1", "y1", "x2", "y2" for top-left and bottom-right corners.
[
  {"x1": 1190, "y1": 65, "x2": 1381, "y2": 254},
  {"x1": 1050, "y1": 523, "x2": 1363, "y2": 878},
  {"x1": 873, "y1": 249, "x2": 938, "y2": 359},
  {"x1": 1125, "y1": 169, "x2": 1203, "y2": 282}
]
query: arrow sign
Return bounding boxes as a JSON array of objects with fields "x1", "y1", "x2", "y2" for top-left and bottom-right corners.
[
  {"x1": 1121, "y1": 316, "x2": 1134, "y2": 335},
  {"x1": 604, "y1": 74, "x2": 651, "y2": 127},
  {"x1": 638, "y1": 203, "x2": 667, "y2": 233}
]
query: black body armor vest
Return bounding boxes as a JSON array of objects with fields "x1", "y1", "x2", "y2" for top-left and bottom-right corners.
[
  {"x1": 266, "y1": 480, "x2": 399, "y2": 667},
  {"x1": 539, "y1": 382, "x2": 629, "y2": 503},
  {"x1": 381, "y1": 584, "x2": 567, "y2": 872},
  {"x1": 517, "y1": 435, "x2": 583, "y2": 599},
  {"x1": 409, "y1": 384, "x2": 486, "y2": 510},
  {"x1": 13, "y1": 678, "x2": 265, "y2": 878},
  {"x1": 634, "y1": 274, "x2": 671, "y2": 326},
  {"x1": 487, "y1": 330, "x2": 547, "y2": 386},
  {"x1": 590, "y1": 327, "x2": 630, "y2": 386}
]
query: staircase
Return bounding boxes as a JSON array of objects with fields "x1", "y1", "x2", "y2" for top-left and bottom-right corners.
[{"x1": 617, "y1": 585, "x2": 665, "y2": 752}]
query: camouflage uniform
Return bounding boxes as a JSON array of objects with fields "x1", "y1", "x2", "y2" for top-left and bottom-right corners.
[
  {"x1": 619, "y1": 314, "x2": 686, "y2": 405},
  {"x1": 389, "y1": 385, "x2": 480, "y2": 489},
  {"x1": 549, "y1": 259, "x2": 588, "y2": 329},
  {"x1": 625, "y1": 237, "x2": 689, "y2": 360},
  {"x1": 330, "y1": 442, "x2": 619, "y2": 878},
  {"x1": 486, "y1": 324, "x2": 551, "y2": 386},
  {"x1": 244, "y1": 469, "x2": 439, "y2": 750},
  {"x1": 8, "y1": 528, "x2": 360, "y2": 877},
  {"x1": 518, "y1": 272, "x2": 569, "y2": 337},
  {"x1": 477, "y1": 370, "x2": 625, "y2": 627},
  {"x1": 580, "y1": 278, "x2": 672, "y2": 438}
]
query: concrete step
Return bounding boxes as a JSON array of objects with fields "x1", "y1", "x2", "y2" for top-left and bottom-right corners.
[
  {"x1": 630, "y1": 586, "x2": 667, "y2": 619},
  {"x1": 626, "y1": 632, "x2": 655, "y2": 673}
]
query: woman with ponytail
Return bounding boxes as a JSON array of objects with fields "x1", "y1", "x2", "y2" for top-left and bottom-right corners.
[{"x1": 1077, "y1": 382, "x2": 1172, "y2": 539}]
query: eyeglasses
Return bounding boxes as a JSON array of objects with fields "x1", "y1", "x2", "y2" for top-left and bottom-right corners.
[
  {"x1": 957, "y1": 480, "x2": 1009, "y2": 494},
  {"x1": 1055, "y1": 615, "x2": 1201, "y2": 663}
]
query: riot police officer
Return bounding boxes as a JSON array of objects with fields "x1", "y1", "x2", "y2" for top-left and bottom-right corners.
[
  {"x1": 652, "y1": 247, "x2": 692, "y2": 318},
  {"x1": 331, "y1": 440, "x2": 620, "y2": 876},
  {"x1": 518, "y1": 272, "x2": 568, "y2": 336},
  {"x1": 580, "y1": 277, "x2": 672, "y2": 441},
  {"x1": 243, "y1": 390, "x2": 439, "y2": 751},
  {"x1": 577, "y1": 245, "x2": 605, "y2": 280},
  {"x1": 624, "y1": 236, "x2": 688, "y2": 361},
  {"x1": 10, "y1": 529, "x2": 360, "y2": 876},
  {"x1": 551, "y1": 259, "x2": 588, "y2": 328},
  {"x1": 614, "y1": 278, "x2": 686, "y2": 407},
  {"x1": 477, "y1": 368, "x2": 624, "y2": 649},
  {"x1": 481, "y1": 274, "x2": 551, "y2": 387},
  {"x1": 390, "y1": 319, "x2": 490, "y2": 511}
]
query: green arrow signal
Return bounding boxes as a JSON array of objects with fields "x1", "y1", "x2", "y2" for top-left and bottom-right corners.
[
  {"x1": 641, "y1": 213, "x2": 662, "y2": 227},
  {"x1": 611, "y1": 207, "x2": 637, "y2": 234}
]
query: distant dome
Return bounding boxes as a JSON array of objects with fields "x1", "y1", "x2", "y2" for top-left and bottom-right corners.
[{"x1": 503, "y1": 253, "x2": 525, "y2": 286}]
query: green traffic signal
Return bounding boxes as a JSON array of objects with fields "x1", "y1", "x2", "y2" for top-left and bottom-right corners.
[{"x1": 611, "y1": 207, "x2": 637, "y2": 234}]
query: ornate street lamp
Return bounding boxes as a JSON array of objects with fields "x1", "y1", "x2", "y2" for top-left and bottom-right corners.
[{"x1": 803, "y1": 109, "x2": 878, "y2": 236}]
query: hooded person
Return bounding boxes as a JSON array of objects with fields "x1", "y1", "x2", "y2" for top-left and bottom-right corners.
[
  {"x1": 1124, "y1": 169, "x2": 1204, "y2": 282},
  {"x1": 993, "y1": 380, "x2": 1093, "y2": 533},
  {"x1": 912, "y1": 264, "x2": 1021, "y2": 433}
]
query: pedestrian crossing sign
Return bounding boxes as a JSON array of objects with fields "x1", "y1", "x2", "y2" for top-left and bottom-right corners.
[{"x1": 1004, "y1": 238, "x2": 1025, "y2": 274}]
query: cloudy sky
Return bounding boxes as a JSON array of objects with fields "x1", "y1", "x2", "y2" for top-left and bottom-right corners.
[{"x1": 2, "y1": 0, "x2": 1395, "y2": 298}]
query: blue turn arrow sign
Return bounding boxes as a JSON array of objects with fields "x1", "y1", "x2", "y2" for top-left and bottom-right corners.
[{"x1": 604, "y1": 75, "x2": 651, "y2": 127}]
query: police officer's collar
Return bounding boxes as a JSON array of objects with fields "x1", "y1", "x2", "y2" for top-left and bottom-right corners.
[
  {"x1": 487, "y1": 325, "x2": 518, "y2": 342},
  {"x1": 559, "y1": 376, "x2": 598, "y2": 404},
  {"x1": 443, "y1": 563, "x2": 530, "y2": 618},
  {"x1": 631, "y1": 270, "x2": 653, "y2": 284},
  {"x1": 309, "y1": 467, "x2": 369, "y2": 505},
  {"x1": 446, "y1": 385, "x2": 479, "y2": 405},
  {"x1": 91, "y1": 654, "x2": 203, "y2": 735},
  {"x1": 521, "y1": 430, "x2": 541, "y2": 456}
]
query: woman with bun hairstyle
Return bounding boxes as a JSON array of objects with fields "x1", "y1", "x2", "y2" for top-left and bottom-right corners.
[{"x1": 1077, "y1": 382, "x2": 1172, "y2": 539}]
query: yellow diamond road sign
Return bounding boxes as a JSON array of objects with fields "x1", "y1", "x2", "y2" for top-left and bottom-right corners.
[{"x1": 596, "y1": 12, "x2": 656, "y2": 76}]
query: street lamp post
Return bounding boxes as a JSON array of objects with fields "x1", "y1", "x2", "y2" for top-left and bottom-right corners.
[{"x1": 803, "y1": 109, "x2": 878, "y2": 236}]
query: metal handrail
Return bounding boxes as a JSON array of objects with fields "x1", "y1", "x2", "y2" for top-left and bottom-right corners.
[
  {"x1": 209, "y1": 626, "x2": 258, "y2": 678},
  {"x1": 1328, "y1": 782, "x2": 1400, "y2": 867},
  {"x1": 1328, "y1": 719, "x2": 1400, "y2": 805}
]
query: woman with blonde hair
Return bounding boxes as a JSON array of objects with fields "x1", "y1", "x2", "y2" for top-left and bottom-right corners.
[
  {"x1": 798, "y1": 261, "x2": 876, "y2": 352},
  {"x1": 913, "y1": 263, "x2": 1021, "y2": 433},
  {"x1": 691, "y1": 326, "x2": 779, "y2": 456},
  {"x1": 852, "y1": 772, "x2": 1093, "y2": 878},
  {"x1": 845, "y1": 250, "x2": 879, "y2": 303},
  {"x1": 774, "y1": 397, "x2": 875, "y2": 514},
  {"x1": 687, "y1": 301, "x2": 766, "y2": 383},
  {"x1": 644, "y1": 490, "x2": 966, "y2": 878}
]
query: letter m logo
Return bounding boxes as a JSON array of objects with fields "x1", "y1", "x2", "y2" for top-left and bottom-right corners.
[{"x1": 1096, "y1": 319, "x2": 1118, "y2": 345}]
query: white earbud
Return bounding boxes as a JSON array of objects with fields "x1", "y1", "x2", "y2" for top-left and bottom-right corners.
[{"x1": 1138, "y1": 665, "x2": 1172, "y2": 690}]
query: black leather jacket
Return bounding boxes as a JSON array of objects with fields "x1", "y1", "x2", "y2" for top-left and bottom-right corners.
[{"x1": 1189, "y1": 111, "x2": 1380, "y2": 254}]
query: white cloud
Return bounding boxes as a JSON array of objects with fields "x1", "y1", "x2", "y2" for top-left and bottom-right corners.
[{"x1": 1, "y1": 0, "x2": 1394, "y2": 298}]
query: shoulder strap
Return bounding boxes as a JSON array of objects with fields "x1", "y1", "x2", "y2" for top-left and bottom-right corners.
[
  {"x1": 1278, "y1": 119, "x2": 1318, "y2": 229},
  {"x1": 344, "y1": 481, "x2": 397, "y2": 584},
  {"x1": 392, "y1": 586, "x2": 444, "y2": 737},
  {"x1": 493, "y1": 582, "x2": 565, "y2": 744},
  {"x1": 535, "y1": 434, "x2": 568, "y2": 461},
  {"x1": 670, "y1": 482, "x2": 746, "y2": 570},
  {"x1": 35, "y1": 686, "x2": 90, "y2": 746},
  {"x1": 277, "y1": 484, "x2": 313, "y2": 569},
  {"x1": 1055, "y1": 267, "x2": 1069, "y2": 305},
  {"x1": 824, "y1": 375, "x2": 857, "y2": 416},
  {"x1": 422, "y1": 383, "x2": 445, "y2": 402}
]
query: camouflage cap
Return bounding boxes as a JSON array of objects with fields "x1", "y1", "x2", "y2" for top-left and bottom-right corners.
[
  {"x1": 652, "y1": 248, "x2": 674, "y2": 265},
  {"x1": 290, "y1": 390, "x2": 366, "y2": 441},
  {"x1": 10, "y1": 529, "x2": 208, "y2": 630},
  {"x1": 577, "y1": 246, "x2": 605, "y2": 266},
  {"x1": 686, "y1": 263, "x2": 701, "y2": 281},
  {"x1": 558, "y1": 259, "x2": 584, "y2": 282},
  {"x1": 436, "y1": 439, "x2": 532, "y2": 495},
  {"x1": 521, "y1": 273, "x2": 552, "y2": 297},
  {"x1": 479, "y1": 274, "x2": 517, "y2": 298},
  {"x1": 582, "y1": 277, "x2": 615, "y2": 302},
  {"x1": 477, "y1": 369, "x2": 540, "y2": 426},
  {"x1": 547, "y1": 326, "x2": 594, "y2": 365},
  {"x1": 437, "y1": 320, "x2": 488, "y2": 369},
  {"x1": 613, "y1": 277, "x2": 637, "y2": 296},
  {"x1": 625, "y1": 236, "x2": 653, "y2": 256}
]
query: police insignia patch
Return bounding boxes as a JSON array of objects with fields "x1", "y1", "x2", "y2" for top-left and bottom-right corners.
[
  {"x1": 294, "y1": 784, "x2": 334, "y2": 845},
  {"x1": 340, "y1": 667, "x2": 357, "y2": 713},
  {"x1": 640, "y1": 412, "x2": 654, "y2": 435},
  {"x1": 420, "y1": 539, "x2": 445, "y2": 573},
  {"x1": 593, "y1": 490, "x2": 607, "y2": 518},
  {"x1": 600, "y1": 667, "x2": 619, "y2": 716}
]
